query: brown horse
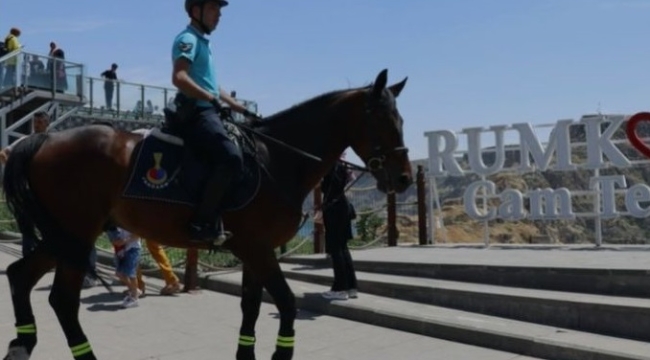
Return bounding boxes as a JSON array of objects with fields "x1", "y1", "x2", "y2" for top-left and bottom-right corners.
[{"x1": 2, "y1": 69, "x2": 412, "y2": 360}]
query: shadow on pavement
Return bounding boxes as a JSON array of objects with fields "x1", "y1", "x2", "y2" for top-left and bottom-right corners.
[
  {"x1": 269, "y1": 308, "x2": 322, "y2": 321},
  {"x1": 81, "y1": 292, "x2": 122, "y2": 305},
  {"x1": 85, "y1": 303, "x2": 125, "y2": 312}
]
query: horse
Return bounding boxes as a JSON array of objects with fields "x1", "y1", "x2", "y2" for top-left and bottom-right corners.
[{"x1": 2, "y1": 69, "x2": 412, "y2": 360}]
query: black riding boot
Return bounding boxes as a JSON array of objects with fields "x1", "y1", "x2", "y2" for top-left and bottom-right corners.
[{"x1": 189, "y1": 168, "x2": 235, "y2": 243}]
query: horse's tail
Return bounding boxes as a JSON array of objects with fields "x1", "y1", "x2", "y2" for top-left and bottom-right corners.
[
  {"x1": 2, "y1": 133, "x2": 115, "y2": 293},
  {"x1": 3, "y1": 133, "x2": 49, "y2": 242}
]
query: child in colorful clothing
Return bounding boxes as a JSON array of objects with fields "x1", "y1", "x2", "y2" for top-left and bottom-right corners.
[{"x1": 105, "y1": 224, "x2": 142, "y2": 308}]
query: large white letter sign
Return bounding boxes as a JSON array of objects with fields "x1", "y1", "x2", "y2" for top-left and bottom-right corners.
[
  {"x1": 514, "y1": 120, "x2": 576, "y2": 172},
  {"x1": 464, "y1": 126, "x2": 507, "y2": 176},
  {"x1": 426, "y1": 130, "x2": 463, "y2": 176}
]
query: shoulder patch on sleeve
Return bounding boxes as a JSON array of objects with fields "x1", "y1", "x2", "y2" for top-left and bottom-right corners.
[{"x1": 178, "y1": 42, "x2": 193, "y2": 53}]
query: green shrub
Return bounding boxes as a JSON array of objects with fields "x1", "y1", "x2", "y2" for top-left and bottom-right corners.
[{"x1": 355, "y1": 210, "x2": 384, "y2": 242}]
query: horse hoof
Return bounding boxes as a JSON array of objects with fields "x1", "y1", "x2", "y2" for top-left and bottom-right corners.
[
  {"x1": 3, "y1": 346, "x2": 29, "y2": 360},
  {"x1": 236, "y1": 345, "x2": 256, "y2": 360},
  {"x1": 271, "y1": 347, "x2": 293, "y2": 360}
]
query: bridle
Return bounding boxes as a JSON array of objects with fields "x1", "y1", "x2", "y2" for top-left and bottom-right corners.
[
  {"x1": 361, "y1": 93, "x2": 409, "y2": 192},
  {"x1": 228, "y1": 91, "x2": 409, "y2": 186}
]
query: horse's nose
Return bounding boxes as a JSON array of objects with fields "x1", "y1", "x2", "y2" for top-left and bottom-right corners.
[{"x1": 398, "y1": 173, "x2": 412, "y2": 188}]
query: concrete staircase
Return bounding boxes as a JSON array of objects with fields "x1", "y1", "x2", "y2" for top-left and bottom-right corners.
[{"x1": 195, "y1": 247, "x2": 650, "y2": 360}]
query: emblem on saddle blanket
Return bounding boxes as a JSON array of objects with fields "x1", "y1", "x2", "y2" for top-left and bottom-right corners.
[
  {"x1": 123, "y1": 127, "x2": 261, "y2": 210},
  {"x1": 144, "y1": 152, "x2": 170, "y2": 189}
]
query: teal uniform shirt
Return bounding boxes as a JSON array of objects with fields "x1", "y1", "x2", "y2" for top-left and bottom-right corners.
[{"x1": 172, "y1": 25, "x2": 218, "y2": 107}]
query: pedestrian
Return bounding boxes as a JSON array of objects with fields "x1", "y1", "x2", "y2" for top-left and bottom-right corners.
[
  {"x1": 318, "y1": 154, "x2": 358, "y2": 300},
  {"x1": 104, "y1": 224, "x2": 142, "y2": 308},
  {"x1": 100, "y1": 63, "x2": 118, "y2": 110},
  {"x1": 2, "y1": 28, "x2": 21, "y2": 88},
  {"x1": 47, "y1": 42, "x2": 67, "y2": 92},
  {"x1": 136, "y1": 240, "x2": 182, "y2": 296}
]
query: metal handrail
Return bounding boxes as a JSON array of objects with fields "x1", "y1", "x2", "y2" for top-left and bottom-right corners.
[{"x1": 86, "y1": 75, "x2": 174, "y2": 92}]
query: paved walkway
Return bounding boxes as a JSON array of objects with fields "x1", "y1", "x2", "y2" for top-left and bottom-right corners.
[{"x1": 0, "y1": 243, "x2": 540, "y2": 360}]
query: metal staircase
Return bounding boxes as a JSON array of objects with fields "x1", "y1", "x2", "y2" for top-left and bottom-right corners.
[{"x1": 0, "y1": 49, "x2": 85, "y2": 146}]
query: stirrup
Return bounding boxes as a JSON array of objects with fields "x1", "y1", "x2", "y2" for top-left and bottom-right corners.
[
  {"x1": 188, "y1": 221, "x2": 233, "y2": 246},
  {"x1": 214, "y1": 230, "x2": 233, "y2": 246},
  {"x1": 188, "y1": 222, "x2": 219, "y2": 242},
  {"x1": 213, "y1": 218, "x2": 233, "y2": 246}
]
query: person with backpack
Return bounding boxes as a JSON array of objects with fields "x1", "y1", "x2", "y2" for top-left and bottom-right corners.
[
  {"x1": 0, "y1": 41, "x2": 5, "y2": 85},
  {"x1": 2, "y1": 28, "x2": 22, "y2": 88},
  {"x1": 318, "y1": 154, "x2": 359, "y2": 300}
]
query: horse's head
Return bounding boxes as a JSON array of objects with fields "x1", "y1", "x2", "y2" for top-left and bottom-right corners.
[{"x1": 350, "y1": 69, "x2": 413, "y2": 194}]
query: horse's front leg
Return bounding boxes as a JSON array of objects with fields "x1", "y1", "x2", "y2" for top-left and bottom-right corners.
[
  {"x1": 263, "y1": 268, "x2": 296, "y2": 360},
  {"x1": 49, "y1": 257, "x2": 97, "y2": 360},
  {"x1": 4, "y1": 247, "x2": 56, "y2": 360},
  {"x1": 236, "y1": 266, "x2": 263, "y2": 360}
]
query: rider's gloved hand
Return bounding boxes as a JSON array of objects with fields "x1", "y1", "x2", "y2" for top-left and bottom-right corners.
[
  {"x1": 209, "y1": 97, "x2": 221, "y2": 110},
  {"x1": 210, "y1": 97, "x2": 233, "y2": 121}
]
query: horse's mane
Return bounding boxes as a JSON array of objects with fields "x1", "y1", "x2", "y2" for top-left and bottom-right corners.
[{"x1": 254, "y1": 86, "x2": 368, "y2": 128}]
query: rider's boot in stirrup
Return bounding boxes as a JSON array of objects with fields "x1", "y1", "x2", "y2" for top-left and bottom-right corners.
[{"x1": 188, "y1": 169, "x2": 234, "y2": 244}]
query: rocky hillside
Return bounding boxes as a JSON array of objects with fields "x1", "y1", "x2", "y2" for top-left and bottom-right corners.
[{"x1": 344, "y1": 116, "x2": 650, "y2": 245}]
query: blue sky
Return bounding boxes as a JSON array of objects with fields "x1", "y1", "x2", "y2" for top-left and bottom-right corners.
[{"x1": 3, "y1": 0, "x2": 650, "y2": 163}]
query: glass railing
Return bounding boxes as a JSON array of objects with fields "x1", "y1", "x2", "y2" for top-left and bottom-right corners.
[
  {"x1": 82, "y1": 77, "x2": 177, "y2": 121},
  {"x1": 0, "y1": 49, "x2": 258, "y2": 123},
  {"x1": 82, "y1": 77, "x2": 258, "y2": 123},
  {"x1": 0, "y1": 50, "x2": 84, "y2": 98}
]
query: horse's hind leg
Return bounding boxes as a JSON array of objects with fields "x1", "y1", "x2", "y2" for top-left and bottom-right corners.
[
  {"x1": 4, "y1": 247, "x2": 56, "y2": 359},
  {"x1": 237, "y1": 266, "x2": 263, "y2": 360},
  {"x1": 49, "y1": 254, "x2": 97, "y2": 360}
]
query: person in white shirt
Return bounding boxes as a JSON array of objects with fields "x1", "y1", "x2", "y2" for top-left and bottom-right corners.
[{"x1": 0, "y1": 111, "x2": 49, "y2": 164}]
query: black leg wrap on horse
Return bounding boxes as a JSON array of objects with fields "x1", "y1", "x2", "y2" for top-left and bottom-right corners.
[
  {"x1": 240, "y1": 280, "x2": 263, "y2": 333},
  {"x1": 264, "y1": 271, "x2": 296, "y2": 360},
  {"x1": 272, "y1": 330, "x2": 295, "y2": 360},
  {"x1": 236, "y1": 339, "x2": 256, "y2": 360},
  {"x1": 72, "y1": 351, "x2": 96, "y2": 360},
  {"x1": 7, "y1": 259, "x2": 38, "y2": 355},
  {"x1": 13, "y1": 321, "x2": 37, "y2": 354},
  {"x1": 237, "y1": 269, "x2": 262, "y2": 360},
  {"x1": 69, "y1": 337, "x2": 96, "y2": 360}
]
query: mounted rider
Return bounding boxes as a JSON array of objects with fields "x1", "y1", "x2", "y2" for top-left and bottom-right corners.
[{"x1": 172, "y1": 0, "x2": 260, "y2": 243}]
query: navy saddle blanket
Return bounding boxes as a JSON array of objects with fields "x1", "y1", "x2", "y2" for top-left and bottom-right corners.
[{"x1": 122, "y1": 128, "x2": 260, "y2": 211}]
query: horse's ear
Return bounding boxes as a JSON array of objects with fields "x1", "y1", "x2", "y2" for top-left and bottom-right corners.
[
  {"x1": 372, "y1": 69, "x2": 389, "y2": 98},
  {"x1": 388, "y1": 77, "x2": 408, "y2": 98}
]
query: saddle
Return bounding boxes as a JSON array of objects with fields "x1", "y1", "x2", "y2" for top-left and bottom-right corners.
[{"x1": 121, "y1": 108, "x2": 260, "y2": 210}]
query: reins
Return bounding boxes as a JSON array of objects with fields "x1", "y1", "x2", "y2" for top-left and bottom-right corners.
[
  {"x1": 227, "y1": 118, "x2": 370, "y2": 232},
  {"x1": 231, "y1": 120, "x2": 324, "y2": 163}
]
